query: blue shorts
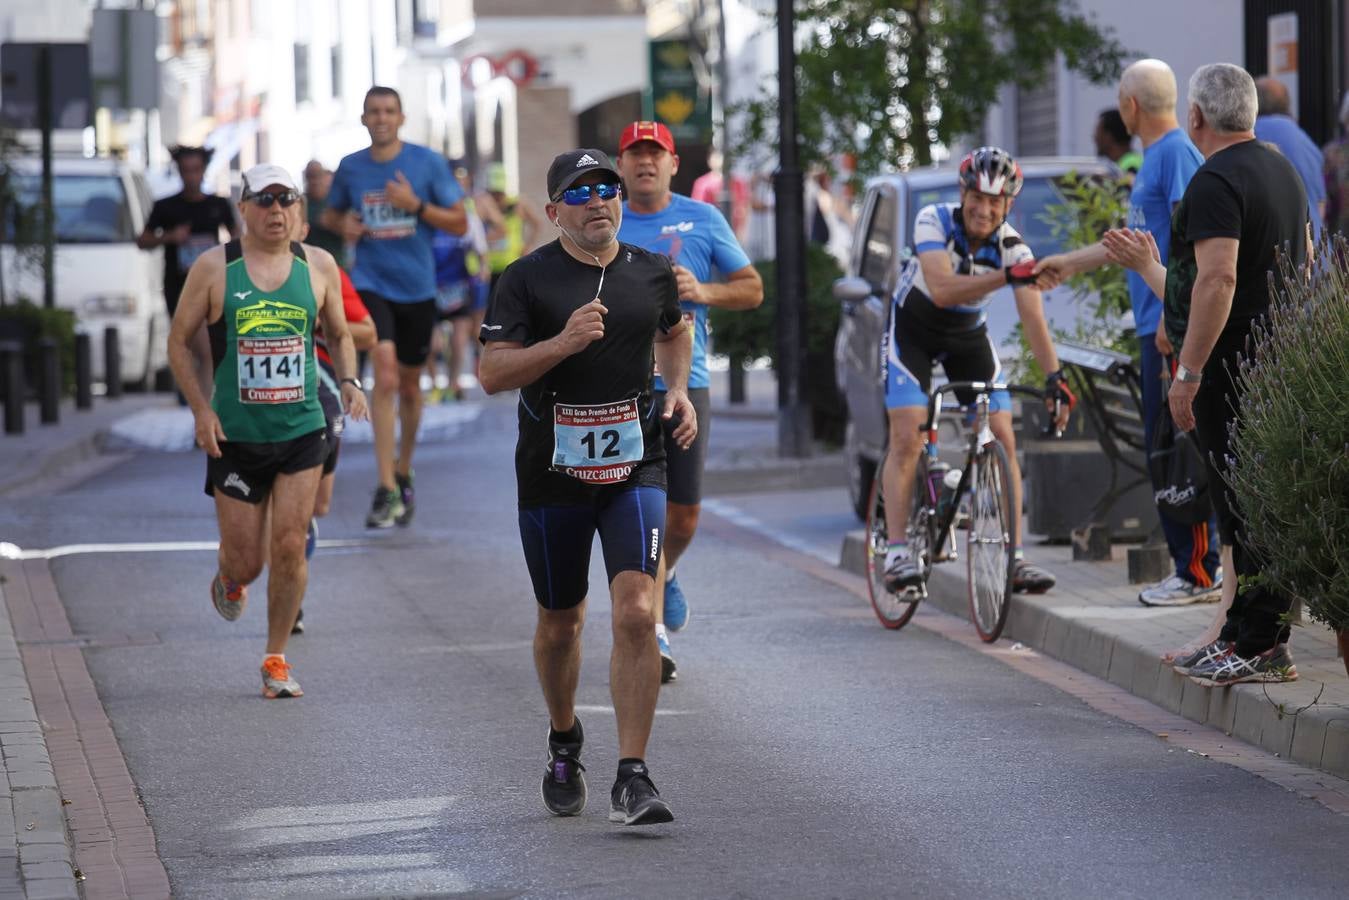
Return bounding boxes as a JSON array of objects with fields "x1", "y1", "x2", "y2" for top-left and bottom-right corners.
[
  {"x1": 518, "y1": 484, "x2": 667, "y2": 610},
  {"x1": 884, "y1": 306, "x2": 1011, "y2": 413}
]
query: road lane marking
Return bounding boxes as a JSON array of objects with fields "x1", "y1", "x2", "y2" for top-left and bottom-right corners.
[{"x1": 0, "y1": 539, "x2": 370, "y2": 560}]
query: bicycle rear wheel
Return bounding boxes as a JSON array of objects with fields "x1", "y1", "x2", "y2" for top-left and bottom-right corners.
[
  {"x1": 864, "y1": 451, "x2": 924, "y2": 630},
  {"x1": 965, "y1": 441, "x2": 1016, "y2": 642}
]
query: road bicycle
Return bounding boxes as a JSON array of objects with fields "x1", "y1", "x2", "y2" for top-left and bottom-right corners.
[{"x1": 864, "y1": 381, "x2": 1060, "y2": 642}]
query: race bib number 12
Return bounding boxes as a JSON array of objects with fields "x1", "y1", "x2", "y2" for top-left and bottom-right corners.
[{"x1": 552, "y1": 399, "x2": 644, "y2": 484}]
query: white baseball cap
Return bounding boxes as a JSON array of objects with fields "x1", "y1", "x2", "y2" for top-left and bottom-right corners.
[{"x1": 241, "y1": 163, "x2": 299, "y2": 196}]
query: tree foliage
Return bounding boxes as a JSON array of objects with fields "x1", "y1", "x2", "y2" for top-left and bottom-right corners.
[{"x1": 737, "y1": 0, "x2": 1129, "y2": 174}]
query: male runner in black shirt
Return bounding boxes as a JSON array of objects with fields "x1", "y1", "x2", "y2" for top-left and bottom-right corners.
[
  {"x1": 480, "y1": 149, "x2": 694, "y2": 826},
  {"x1": 138, "y1": 145, "x2": 238, "y2": 394}
]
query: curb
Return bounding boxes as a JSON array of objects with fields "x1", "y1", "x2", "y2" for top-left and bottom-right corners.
[
  {"x1": 0, "y1": 579, "x2": 80, "y2": 900},
  {"x1": 840, "y1": 530, "x2": 1349, "y2": 781},
  {"x1": 704, "y1": 452, "x2": 846, "y2": 495}
]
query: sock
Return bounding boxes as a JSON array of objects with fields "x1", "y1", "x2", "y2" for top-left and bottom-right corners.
[
  {"x1": 1013, "y1": 547, "x2": 1025, "y2": 562},
  {"x1": 263, "y1": 653, "x2": 285, "y2": 664},
  {"x1": 617, "y1": 758, "x2": 647, "y2": 782},
  {"x1": 655, "y1": 623, "x2": 668, "y2": 640},
  {"x1": 885, "y1": 541, "x2": 908, "y2": 567},
  {"x1": 549, "y1": 719, "x2": 581, "y2": 744}
]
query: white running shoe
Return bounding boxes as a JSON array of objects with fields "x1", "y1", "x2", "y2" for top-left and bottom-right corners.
[{"x1": 1139, "y1": 572, "x2": 1222, "y2": 607}]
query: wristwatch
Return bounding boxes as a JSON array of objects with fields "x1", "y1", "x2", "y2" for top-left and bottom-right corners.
[
  {"x1": 1174, "y1": 364, "x2": 1202, "y2": 384},
  {"x1": 340, "y1": 377, "x2": 364, "y2": 390}
]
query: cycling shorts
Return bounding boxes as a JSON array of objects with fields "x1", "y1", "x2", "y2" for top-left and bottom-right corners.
[
  {"x1": 517, "y1": 484, "x2": 667, "y2": 610},
  {"x1": 884, "y1": 305, "x2": 1010, "y2": 413}
]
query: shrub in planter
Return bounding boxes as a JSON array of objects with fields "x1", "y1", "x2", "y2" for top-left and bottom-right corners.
[
  {"x1": 1227, "y1": 239, "x2": 1349, "y2": 637},
  {"x1": 709, "y1": 243, "x2": 844, "y2": 444},
  {"x1": 0, "y1": 298, "x2": 76, "y2": 395}
]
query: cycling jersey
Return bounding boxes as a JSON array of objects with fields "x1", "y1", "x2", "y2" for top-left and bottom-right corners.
[{"x1": 894, "y1": 203, "x2": 1033, "y2": 333}]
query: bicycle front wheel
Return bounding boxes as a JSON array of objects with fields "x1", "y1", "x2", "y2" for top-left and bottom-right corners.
[
  {"x1": 965, "y1": 441, "x2": 1016, "y2": 642},
  {"x1": 864, "y1": 451, "x2": 922, "y2": 630}
]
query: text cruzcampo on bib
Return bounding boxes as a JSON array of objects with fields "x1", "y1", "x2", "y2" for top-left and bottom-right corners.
[{"x1": 551, "y1": 398, "x2": 644, "y2": 484}]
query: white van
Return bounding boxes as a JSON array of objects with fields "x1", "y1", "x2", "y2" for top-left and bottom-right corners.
[{"x1": 0, "y1": 155, "x2": 169, "y2": 389}]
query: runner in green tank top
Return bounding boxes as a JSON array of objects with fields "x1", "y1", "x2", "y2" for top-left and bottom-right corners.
[{"x1": 167, "y1": 163, "x2": 369, "y2": 701}]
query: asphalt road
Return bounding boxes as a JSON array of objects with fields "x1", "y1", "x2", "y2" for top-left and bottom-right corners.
[{"x1": 6, "y1": 399, "x2": 1349, "y2": 899}]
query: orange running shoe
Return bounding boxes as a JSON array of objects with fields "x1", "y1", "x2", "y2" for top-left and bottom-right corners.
[
  {"x1": 210, "y1": 572, "x2": 247, "y2": 621},
  {"x1": 261, "y1": 656, "x2": 302, "y2": 699}
]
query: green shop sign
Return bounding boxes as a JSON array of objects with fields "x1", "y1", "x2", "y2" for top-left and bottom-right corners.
[{"x1": 645, "y1": 39, "x2": 711, "y2": 144}]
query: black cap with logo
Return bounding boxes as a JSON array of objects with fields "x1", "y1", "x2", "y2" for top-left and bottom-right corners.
[{"x1": 547, "y1": 149, "x2": 621, "y2": 201}]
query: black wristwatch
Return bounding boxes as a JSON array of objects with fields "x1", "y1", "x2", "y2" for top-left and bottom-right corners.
[{"x1": 340, "y1": 377, "x2": 364, "y2": 390}]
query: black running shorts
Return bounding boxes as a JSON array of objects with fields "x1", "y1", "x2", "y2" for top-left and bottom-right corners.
[
  {"x1": 653, "y1": 387, "x2": 710, "y2": 506},
  {"x1": 204, "y1": 428, "x2": 327, "y2": 504},
  {"x1": 360, "y1": 290, "x2": 437, "y2": 367}
]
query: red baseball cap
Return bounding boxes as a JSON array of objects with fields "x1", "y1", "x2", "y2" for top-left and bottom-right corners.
[{"x1": 618, "y1": 121, "x2": 676, "y2": 155}]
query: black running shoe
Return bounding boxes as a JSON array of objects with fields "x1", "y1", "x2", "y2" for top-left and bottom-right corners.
[
  {"x1": 291, "y1": 606, "x2": 305, "y2": 635},
  {"x1": 1011, "y1": 559, "x2": 1056, "y2": 594},
  {"x1": 609, "y1": 765, "x2": 673, "y2": 826},
  {"x1": 395, "y1": 471, "x2": 415, "y2": 527},
  {"x1": 542, "y1": 719, "x2": 587, "y2": 817},
  {"x1": 365, "y1": 486, "x2": 404, "y2": 529}
]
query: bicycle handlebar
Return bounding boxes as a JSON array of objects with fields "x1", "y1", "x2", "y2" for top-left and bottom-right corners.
[{"x1": 923, "y1": 381, "x2": 1064, "y2": 438}]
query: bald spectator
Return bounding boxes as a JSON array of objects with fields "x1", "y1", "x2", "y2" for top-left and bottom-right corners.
[
  {"x1": 1254, "y1": 76, "x2": 1325, "y2": 242},
  {"x1": 1034, "y1": 59, "x2": 1220, "y2": 612}
]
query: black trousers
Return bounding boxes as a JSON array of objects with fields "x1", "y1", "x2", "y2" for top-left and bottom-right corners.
[{"x1": 1190, "y1": 325, "x2": 1291, "y2": 657}]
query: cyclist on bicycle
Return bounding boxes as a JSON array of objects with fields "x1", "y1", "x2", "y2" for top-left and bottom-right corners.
[{"x1": 882, "y1": 146, "x2": 1074, "y2": 595}]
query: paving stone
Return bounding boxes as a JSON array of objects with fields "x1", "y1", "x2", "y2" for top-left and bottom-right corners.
[
  {"x1": 17, "y1": 843, "x2": 70, "y2": 864},
  {"x1": 1320, "y1": 717, "x2": 1349, "y2": 779},
  {"x1": 21, "y1": 861, "x2": 72, "y2": 881},
  {"x1": 22, "y1": 877, "x2": 79, "y2": 900},
  {"x1": 1205, "y1": 686, "x2": 1239, "y2": 735},
  {"x1": 1289, "y1": 712, "x2": 1331, "y2": 772}
]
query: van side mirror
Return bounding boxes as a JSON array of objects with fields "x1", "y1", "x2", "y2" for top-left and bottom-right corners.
[{"x1": 832, "y1": 276, "x2": 873, "y2": 305}]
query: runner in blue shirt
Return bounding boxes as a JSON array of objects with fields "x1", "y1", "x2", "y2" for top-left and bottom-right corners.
[
  {"x1": 615, "y1": 121, "x2": 763, "y2": 683},
  {"x1": 1035, "y1": 59, "x2": 1223, "y2": 614},
  {"x1": 322, "y1": 86, "x2": 466, "y2": 529}
]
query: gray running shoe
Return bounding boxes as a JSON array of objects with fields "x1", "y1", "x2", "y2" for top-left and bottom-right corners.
[
  {"x1": 609, "y1": 765, "x2": 673, "y2": 826},
  {"x1": 210, "y1": 572, "x2": 247, "y2": 621},
  {"x1": 365, "y1": 486, "x2": 405, "y2": 529},
  {"x1": 1171, "y1": 640, "x2": 1229, "y2": 676},
  {"x1": 261, "y1": 657, "x2": 302, "y2": 699},
  {"x1": 1189, "y1": 644, "x2": 1297, "y2": 687},
  {"x1": 1139, "y1": 574, "x2": 1222, "y2": 607}
]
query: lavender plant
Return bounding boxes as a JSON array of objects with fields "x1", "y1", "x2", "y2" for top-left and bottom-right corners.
[{"x1": 1227, "y1": 237, "x2": 1349, "y2": 631}]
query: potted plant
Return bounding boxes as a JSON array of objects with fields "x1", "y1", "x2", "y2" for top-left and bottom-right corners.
[{"x1": 1228, "y1": 239, "x2": 1349, "y2": 673}]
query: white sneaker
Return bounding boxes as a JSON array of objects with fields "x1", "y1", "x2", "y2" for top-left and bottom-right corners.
[{"x1": 1138, "y1": 572, "x2": 1222, "y2": 607}]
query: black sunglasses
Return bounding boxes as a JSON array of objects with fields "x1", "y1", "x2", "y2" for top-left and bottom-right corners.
[
  {"x1": 246, "y1": 189, "x2": 301, "y2": 208},
  {"x1": 555, "y1": 182, "x2": 622, "y2": 206}
]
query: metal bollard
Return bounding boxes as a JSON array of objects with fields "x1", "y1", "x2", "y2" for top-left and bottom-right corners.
[
  {"x1": 38, "y1": 338, "x2": 59, "y2": 424},
  {"x1": 103, "y1": 325, "x2": 122, "y2": 398},
  {"x1": 1, "y1": 341, "x2": 23, "y2": 435},
  {"x1": 74, "y1": 332, "x2": 92, "y2": 409}
]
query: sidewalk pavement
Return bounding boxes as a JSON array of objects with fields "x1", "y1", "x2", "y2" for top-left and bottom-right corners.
[{"x1": 840, "y1": 534, "x2": 1349, "y2": 781}]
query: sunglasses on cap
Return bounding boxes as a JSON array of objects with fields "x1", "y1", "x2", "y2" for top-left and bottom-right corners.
[
  {"x1": 245, "y1": 189, "x2": 301, "y2": 208},
  {"x1": 554, "y1": 182, "x2": 622, "y2": 206}
]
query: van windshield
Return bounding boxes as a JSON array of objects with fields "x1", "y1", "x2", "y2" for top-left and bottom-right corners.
[
  {"x1": 909, "y1": 175, "x2": 1070, "y2": 257},
  {"x1": 2, "y1": 174, "x2": 133, "y2": 244}
]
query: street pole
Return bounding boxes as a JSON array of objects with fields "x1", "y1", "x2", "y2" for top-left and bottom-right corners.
[
  {"x1": 774, "y1": 0, "x2": 809, "y2": 457},
  {"x1": 38, "y1": 43, "x2": 55, "y2": 310},
  {"x1": 714, "y1": 0, "x2": 747, "y2": 405}
]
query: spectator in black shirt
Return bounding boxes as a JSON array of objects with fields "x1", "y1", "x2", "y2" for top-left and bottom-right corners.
[
  {"x1": 138, "y1": 146, "x2": 237, "y2": 395},
  {"x1": 1104, "y1": 63, "x2": 1309, "y2": 687}
]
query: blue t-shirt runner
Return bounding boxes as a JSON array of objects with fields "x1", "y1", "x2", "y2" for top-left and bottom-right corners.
[
  {"x1": 1125, "y1": 128, "x2": 1203, "y2": 336},
  {"x1": 328, "y1": 142, "x2": 463, "y2": 302},
  {"x1": 618, "y1": 193, "x2": 751, "y2": 391}
]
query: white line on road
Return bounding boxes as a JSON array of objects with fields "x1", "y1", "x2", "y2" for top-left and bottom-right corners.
[
  {"x1": 574, "y1": 704, "x2": 696, "y2": 717},
  {"x1": 0, "y1": 539, "x2": 371, "y2": 560}
]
